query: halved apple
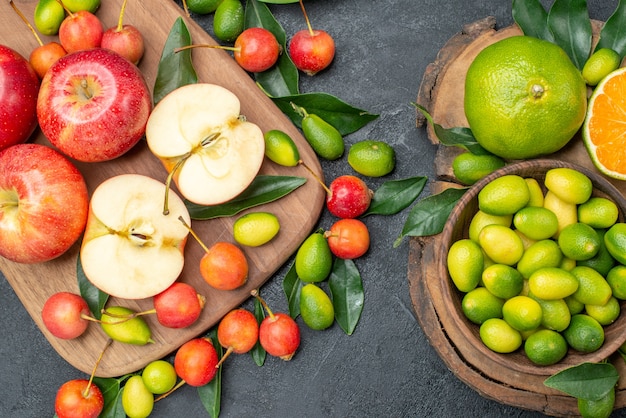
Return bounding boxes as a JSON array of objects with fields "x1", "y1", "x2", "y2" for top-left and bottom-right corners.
[
  {"x1": 146, "y1": 83, "x2": 265, "y2": 206},
  {"x1": 80, "y1": 174, "x2": 191, "y2": 300}
]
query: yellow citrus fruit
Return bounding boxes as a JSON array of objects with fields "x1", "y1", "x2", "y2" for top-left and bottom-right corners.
[
  {"x1": 557, "y1": 222, "x2": 601, "y2": 261},
  {"x1": 586, "y1": 296, "x2": 620, "y2": 326},
  {"x1": 531, "y1": 296, "x2": 571, "y2": 332},
  {"x1": 524, "y1": 329, "x2": 568, "y2": 366},
  {"x1": 544, "y1": 168, "x2": 593, "y2": 205},
  {"x1": 233, "y1": 212, "x2": 280, "y2": 247},
  {"x1": 570, "y1": 266, "x2": 612, "y2": 306},
  {"x1": 578, "y1": 197, "x2": 619, "y2": 229},
  {"x1": 563, "y1": 314, "x2": 605, "y2": 353},
  {"x1": 479, "y1": 318, "x2": 522, "y2": 353},
  {"x1": 464, "y1": 36, "x2": 587, "y2": 160},
  {"x1": 582, "y1": 48, "x2": 621, "y2": 86},
  {"x1": 515, "y1": 230, "x2": 537, "y2": 250},
  {"x1": 264, "y1": 130, "x2": 300, "y2": 167},
  {"x1": 478, "y1": 224, "x2": 524, "y2": 265},
  {"x1": 468, "y1": 210, "x2": 512, "y2": 242},
  {"x1": 543, "y1": 190, "x2": 578, "y2": 237},
  {"x1": 451, "y1": 152, "x2": 505, "y2": 185},
  {"x1": 513, "y1": 206, "x2": 559, "y2": 241},
  {"x1": 142, "y1": 360, "x2": 177, "y2": 395},
  {"x1": 607, "y1": 265, "x2": 626, "y2": 300},
  {"x1": 516, "y1": 239, "x2": 563, "y2": 279},
  {"x1": 577, "y1": 229, "x2": 616, "y2": 277},
  {"x1": 461, "y1": 287, "x2": 504, "y2": 325},
  {"x1": 578, "y1": 386, "x2": 615, "y2": 418},
  {"x1": 528, "y1": 267, "x2": 579, "y2": 300},
  {"x1": 447, "y1": 239, "x2": 484, "y2": 292},
  {"x1": 347, "y1": 140, "x2": 396, "y2": 177},
  {"x1": 482, "y1": 264, "x2": 524, "y2": 299},
  {"x1": 603, "y1": 223, "x2": 626, "y2": 265},
  {"x1": 583, "y1": 66, "x2": 626, "y2": 180},
  {"x1": 502, "y1": 295, "x2": 543, "y2": 332},
  {"x1": 478, "y1": 175, "x2": 530, "y2": 216},
  {"x1": 525, "y1": 177, "x2": 544, "y2": 207},
  {"x1": 560, "y1": 257, "x2": 577, "y2": 271}
]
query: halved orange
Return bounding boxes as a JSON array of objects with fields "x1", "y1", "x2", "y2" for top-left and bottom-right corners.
[{"x1": 583, "y1": 66, "x2": 626, "y2": 179}]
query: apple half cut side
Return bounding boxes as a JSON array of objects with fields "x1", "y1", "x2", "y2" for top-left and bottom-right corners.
[
  {"x1": 80, "y1": 174, "x2": 191, "y2": 300},
  {"x1": 146, "y1": 83, "x2": 265, "y2": 206}
]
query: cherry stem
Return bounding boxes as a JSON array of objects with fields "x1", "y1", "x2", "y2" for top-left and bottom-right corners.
[
  {"x1": 298, "y1": 0, "x2": 315, "y2": 36},
  {"x1": 174, "y1": 44, "x2": 240, "y2": 54},
  {"x1": 84, "y1": 339, "x2": 113, "y2": 398},
  {"x1": 56, "y1": 0, "x2": 74, "y2": 18},
  {"x1": 215, "y1": 346, "x2": 234, "y2": 369},
  {"x1": 155, "y1": 379, "x2": 187, "y2": 402},
  {"x1": 298, "y1": 159, "x2": 330, "y2": 194},
  {"x1": 178, "y1": 216, "x2": 211, "y2": 254},
  {"x1": 251, "y1": 289, "x2": 275, "y2": 320},
  {"x1": 180, "y1": 0, "x2": 190, "y2": 17},
  {"x1": 116, "y1": 0, "x2": 129, "y2": 32},
  {"x1": 9, "y1": 1, "x2": 44, "y2": 47}
]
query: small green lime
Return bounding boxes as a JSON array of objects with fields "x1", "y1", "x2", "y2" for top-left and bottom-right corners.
[
  {"x1": 347, "y1": 140, "x2": 396, "y2": 177},
  {"x1": 607, "y1": 265, "x2": 626, "y2": 300},
  {"x1": 61, "y1": 0, "x2": 100, "y2": 13},
  {"x1": 142, "y1": 360, "x2": 177, "y2": 395},
  {"x1": 301, "y1": 113, "x2": 344, "y2": 160},
  {"x1": 300, "y1": 284, "x2": 335, "y2": 330},
  {"x1": 578, "y1": 386, "x2": 615, "y2": 418},
  {"x1": 524, "y1": 329, "x2": 568, "y2": 366},
  {"x1": 122, "y1": 375, "x2": 154, "y2": 418},
  {"x1": 213, "y1": 0, "x2": 244, "y2": 42},
  {"x1": 558, "y1": 222, "x2": 601, "y2": 261},
  {"x1": 447, "y1": 239, "x2": 484, "y2": 292},
  {"x1": 582, "y1": 48, "x2": 621, "y2": 86},
  {"x1": 264, "y1": 130, "x2": 300, "y2": 167},
  {"x1": 513, "y1": 206, "x2": 559, "y2": 241},
  {"x1": 478, "y1": 174, "x2": 530, "y2": 216},
  {"x1": 186, "y1": 0, "x2": 223, "y2": 14},
  {"x1": 34, "y1": 0, "x2": 65, "y2": 36},
  {"x1": 563, "y1": 314, "x2": 604, "y2": 353},
  {"x1": 479, "y1": 318, "x2": 522, "y2": 353},
  {"x1": 461, "y1": 287, "x2": 504, "y2": 325},
  {"x1": 295, "y1": 232, "x2": 333, "y2": 282},
  {"x1": 451, "y1": 152, "x2": 505, "y2": 185}
]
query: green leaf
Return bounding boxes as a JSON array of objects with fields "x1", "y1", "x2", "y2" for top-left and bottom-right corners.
[
  {"x1": 413, "y1": 103, "x2": 491, "y2": 156},
  {"x1": 547, "y1": 0, "x2": 592, "y2": 69},
  {"x1": 77, "y1": 255, "x2": 108, "y2": 320},
  {"x1": 329, "y1": 258, "x2": 364, "y2": 335},
  {"x1": 245, "y1": 0, "x2": 299, "y2": 96},
  {"x1": 596, "y1": 0, "x2": 626, "y2": 57},
  {"x1": 544, "y1": 362, "x2": 619, "y2": 401},
  {"x1": 94, "y1": 375, "x2": 130, "y2": 418},
  {"x1": 363, "y1": 176, "x2": 427, "y2": 217},
  {"x1": 198, "y1": 329, "x2": 222, "y2": 418},
  {"x1": 283, "y1": 261, "x2": 303, "y2": 318},
  {"x1": 394, "y1": 187, "x2": 466, "y2": 247},
  {"x1": 271, "y1": 93, "x2": 379, "y2": 136},
  {"x1": 251, "y1": 297, "x2": 267, "y2": 366},
  {"x1": 186, "y1": 175, "x2": 307, "y2": 219},
  {"x1": 153, "y1": 17, "x2": 197, "y2": 105},
  {"x1": 512, "y1": 0, "x2": 554, "y2": 42}
]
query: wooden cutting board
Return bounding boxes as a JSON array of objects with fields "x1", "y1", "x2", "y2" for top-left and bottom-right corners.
[
  {"x1": 409, "y1": 17, "x2": 626, "y2": 416},
  {"x1": 0, "y1": 0, "x2": 326, "y2": 377}
]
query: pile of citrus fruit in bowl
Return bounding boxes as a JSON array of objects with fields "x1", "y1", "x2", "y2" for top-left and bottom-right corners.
[{"x1": 438, "y1": 159, "x2": 626, "y2": 375}]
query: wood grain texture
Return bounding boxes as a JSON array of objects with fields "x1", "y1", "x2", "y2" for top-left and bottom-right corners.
[
  {"x1": 0, "y1": 0, "x2": 325, "y2": 376},
  {"x1": 410, "y1": 17, "x2": 626, "y2": 415}
]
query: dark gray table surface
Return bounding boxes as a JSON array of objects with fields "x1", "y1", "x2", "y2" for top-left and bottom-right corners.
[{"x1": 1, "y1": 1, "x2": 621, "y2": 417}]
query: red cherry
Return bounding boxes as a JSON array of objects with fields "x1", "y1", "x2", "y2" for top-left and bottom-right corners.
[
  {"x1": 325, "y1": 218, "x2": 370, "y2": 259},
  {"x1": 234, "y1": 27, "x2": 281, "y2": 73},
  {"x1": 326, "y1": 175, "x2": 373, "y2": 219},
  {"x1": 174, "y1": 337, "x2": 219, "y2": 386}
]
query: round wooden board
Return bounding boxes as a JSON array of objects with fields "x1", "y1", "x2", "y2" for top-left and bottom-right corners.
[
  {"x1": 409, "y1": 17, "x2": 626, "y2": 416},
  {"x1": 0, "y1": 0, "x2": 325, "y2": 377}
]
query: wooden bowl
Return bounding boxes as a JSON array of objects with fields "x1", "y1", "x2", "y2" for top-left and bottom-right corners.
[{"x1": 439, "y1": 159, "x2": 626, "y2": 376}]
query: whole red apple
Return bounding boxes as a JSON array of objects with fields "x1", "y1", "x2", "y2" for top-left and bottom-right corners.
[
  {"x1": 0, "y1": 45, "x2": 39, "y2": 151},
  {"x1": 58, "y1": 10, "x2": 104, "y2": 54},
  {"x1": 259, "y1": 311, "x2": 300, "y2": 361},
  {"x1": 325, "y1": 218, "x2": 370, "y2": 259},
  {"x1": 234, "y1": 27, "x2": 280, "y2": 73},
  {"x1": 174, "y1": 337, "x2": 219, "y2": 386},
  {"x1": 0, "y1": 144, "x2": 88, "y2": 264},
  {"x1": 101, "y1": 0, "x2": 145, "y2": 65},
  {"x1": 288, "y1": 29, "x2": 335, "y2": 76},
  {"x1": 42, "y1": 292, "x2": 91, "y2": 339},
  {"x1": 29, "y1": 41, "x2": 67, "y2": 79},
  {"x1": 326, "y1": 175, "x2": 373, "y2": 219},
  {"x1": 55, "y1": 379, "x2": 104, "y2": 418},
  {"x1": 37, "y1": 48, "x2": 152, "y2": 162},
  {"x1": 153, "y1": 282, "x2": 205, "y2": 328}
]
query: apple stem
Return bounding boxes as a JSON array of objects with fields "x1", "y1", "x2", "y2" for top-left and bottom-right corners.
[
  {"x1": 155, "y1": 378, "x2": 187, "y2": 402},
  {"x1": 174, "y1": 44, "x2": 240, "y2": 54},
  {"x1": 163, "y1": 153, "x2": 190, "y2": 215},
  {"x1": 56, "y1": 0, "x2": 74, "y2": 18},
  {"x1": 250, "y1": 289, "x2": 275, "y2": 320},
  {"x1": 178, "y1": 216, "x2": 212, "y2": 254},
  {"x1": 215, "y1": 346, "x2": 234, "y2": 369},
  {"x1": 9, "y1": 1, "x2": 44, "y2": 47},
  {"x1": 297, "y1": 159, "x2": 331, "y2": 195},
  {"x1": 298, "y1": 0, "x2": 315, "y2": 37},
  {"x1": 84, "y1": 338, "x2": 113, "y2": 398},
  {"x1": 116, "y1": 0, "x2": 129, "y2": 32}
]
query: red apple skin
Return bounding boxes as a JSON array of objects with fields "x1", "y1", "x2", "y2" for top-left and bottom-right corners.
[
  {"x1": 58, "y1": 10, "x2": 104, "y2": 54},
  {"x1": 153, "y1": 282, "x2": 205, "y2": 328},
  {"x1": 0, "y1": 45, "x2": 40, "y2": 151},
  {"x1": 29, "y1": 42, "x2": 67, "y2": 80},
  {"x1": 234, "y1": 27, "x2": 280, "y2": 73},
  {"x1": 326, "y1": 175, "x2": 372, "y2": 219},
  {"x1": 288, "y1": 29, "x2": 335, "y2": 76},
  {"x1": 217, "y1": 308, "x2": 259, "y2": 354},
  {"x1": 0, "y1": 144, "x2": 88, "y2": 264},
  {"x1": 259, "y1": 312, "x2": 300, "y2": 361},
  {"x1": 101, "y1": 24, "x2": 145, "y2": 65},
  {"x1": 174, "y1": 337, "x2": 219, "y2": 386},
  {"x1": 42, "y1": 292, "x2": 91, "y2": 339},
  {"x1": 55, "y1": 379, "x2": 104, "y2": 418},
  {"x1": 37, "y1": 48, "x2": 152, "y2": 162},
  {"x1": 326, "y1": 218, "x2": 370, "y2": 259}
]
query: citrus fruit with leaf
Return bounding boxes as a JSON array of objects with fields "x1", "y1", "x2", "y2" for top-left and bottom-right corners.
[
  {"x1": 578, "y1": 386, "x2": 615, "y2": 418},
  {"x1": 583, "y1": 67, "x2": 626, "y2": 180},
  {"x1": 464, "y1": 36, "x2": 587, "y2": 160}
]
